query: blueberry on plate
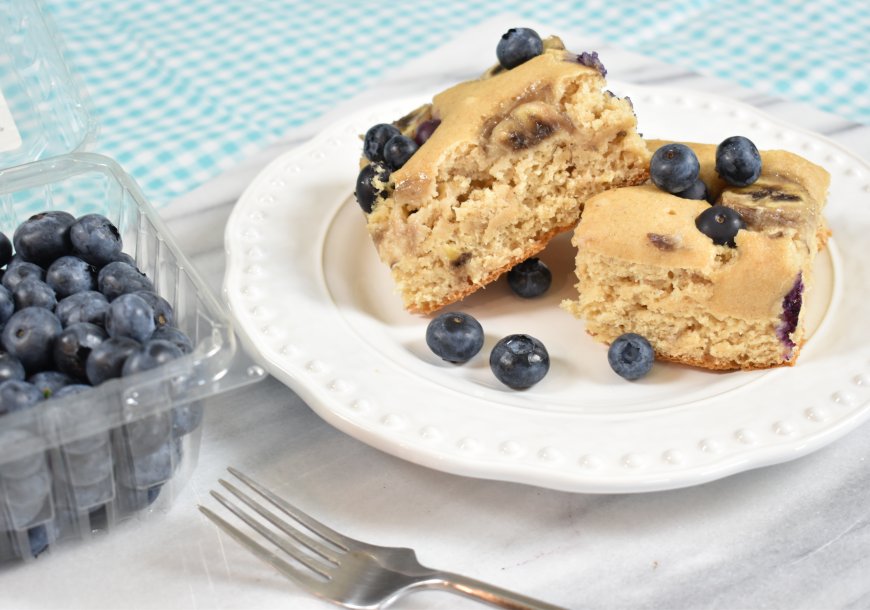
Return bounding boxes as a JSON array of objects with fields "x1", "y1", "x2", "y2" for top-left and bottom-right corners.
[
  {"x1": 425, "y1": 312, "x2": 484, "y2": 364},
  {"x1": 507, "y1": 257, "x2": 552, "y2": 298},
  {"x1": 650, "y1": 143, "x2": 700, "y2": 194},
  {"x1": 716, "y1": 136, "x2": 762, "y2": 187},
  {"x1": 105, "y1": 293, "x2": 156, "y2": 343},
  {"x1": 363, "y1": 123, "x2": 402, "y2": 164},
  {"x1": 383, "y1": 135, "x2": 418, "y2": 171},
  {"x1": 46, "y1": 255, "x2": 96, "y2": 299},
  {"x1": 69, "y1": 214, "x2": 123, "y2": 267},
  {"x1": 1, "y1": 307, "x2": 63, "y2": 373},
  {"x1": 496, "y1": 27, "x2": 543, "y2": 70},
  {"x1": 489, "y1": 334, "x2": 549, "y2": 389},
  {"x1": 608, "y1": 333, "x2": 655, "y2": 381},
  {"x1": 695, "y1": 205, "x2": 746, "y2": 247},
  {"x1": 13, "y1": 210, "x2": 76, "y2": 267}
]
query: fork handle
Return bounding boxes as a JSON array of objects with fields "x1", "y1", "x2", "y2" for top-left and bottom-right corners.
[{"x1": 422, "y1": 570, "x2": 569, "y2": 610}]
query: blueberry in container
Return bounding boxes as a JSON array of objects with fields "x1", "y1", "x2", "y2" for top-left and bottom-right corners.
[
  {"x1": 0, "y1": 156, "x2": 264, "y2": 564},
  {"x1": 0, "y1": 2, "x2": 263, "y2": 564}
]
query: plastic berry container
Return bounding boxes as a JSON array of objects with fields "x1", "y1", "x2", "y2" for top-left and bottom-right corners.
[
  {"x1": 0, "y1": 153, "x2": 263, "y2": 563},
  {"x1": 0, "y1": 0, "x2": 97, "y2": 170}
]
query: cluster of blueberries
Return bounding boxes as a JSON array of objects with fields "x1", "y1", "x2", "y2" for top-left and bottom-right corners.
[
  {"x1": 355, "y1": 118, "x2": 440, "y2": 214},
  {"x1": 0, "y1": 210, "x2": 200, "y2": 560},
  {"x1": 650, "y1": 135, "x2": 763, "y2": 247},
  {"x1": 426, "y1": 258, "x2": 555, "y2": 390}
]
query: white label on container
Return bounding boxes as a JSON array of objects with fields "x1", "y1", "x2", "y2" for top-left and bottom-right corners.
[{"x1": 0, "y1": 89, "x2": 23, "y2": 153}]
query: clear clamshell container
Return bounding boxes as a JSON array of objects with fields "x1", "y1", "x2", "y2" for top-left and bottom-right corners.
[
  {"x1": 0, "y1": 0, "x2": 97, "y2": 170},
  {"x1": 0, "y1": 154, "x2": 263, "y2": 563},
  {"x1": 0, "y1": 1, "x2": 262, "y2": 563}
]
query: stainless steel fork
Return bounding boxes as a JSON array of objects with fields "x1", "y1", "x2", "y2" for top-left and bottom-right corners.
[{"x1": 199, "y1": 468, "x2": 568, "y2": 610}]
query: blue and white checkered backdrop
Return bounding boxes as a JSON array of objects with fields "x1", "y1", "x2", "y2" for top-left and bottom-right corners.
[{"x1": 43, "y1": 0, "x2": 870, "y2": 207}]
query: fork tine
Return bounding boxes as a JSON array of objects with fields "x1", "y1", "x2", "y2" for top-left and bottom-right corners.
[
  {"x1": 228, "y1": 467, "x2": 353, "y2": 551},
  {"x1": 209, "y1": 490, "x2": 333, "y2": 579},
  {"x1": 217, "y1": 478, "x2": 341, "y2": 564},
  {"x1": 198, "y1": 504, "x2": 326, "y2": 594}
]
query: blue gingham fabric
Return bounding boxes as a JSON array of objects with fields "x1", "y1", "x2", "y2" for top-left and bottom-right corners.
[{"x1": 41, "y1": 0, "x2": 870, "y2": 208}]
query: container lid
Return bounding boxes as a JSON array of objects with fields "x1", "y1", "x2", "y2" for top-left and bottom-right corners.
[{"x1": 0, "y1": 0, "x2": 97, "y2": 170}]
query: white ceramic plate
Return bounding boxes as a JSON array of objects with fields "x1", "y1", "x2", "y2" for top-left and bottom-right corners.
[{"x1": 224, "y1": 84, "x2": 870, "y2": 493}]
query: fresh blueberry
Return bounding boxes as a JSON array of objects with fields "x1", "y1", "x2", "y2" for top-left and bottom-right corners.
[
  {"x1": 45, "y1": 256, "x2": 96, "y2": 299},
  {"x1": 0, "y1": 231, "x2": 11, "y2": 268},
  {"x1": 425, "y1": 312, "x2": 484, "y2": 364},
  {"x1": 383, "y1": 135, "x2": 418, "y2": 171},
  {"x1": 363, "y1": 123, "x2": 402, "y2": 164},
  {"x1": 0, "y1": 284, "x2": 14, "y2": 325},
  {"x1": 12, "y1": 278, "x2": 57, "y2": 311},
  {"x1": 69, "y1": 214, "x2": 123, "y2": 267},
  {"x1": 2, "y1": 464, "x2": 51, "y2": 525},
  {"x1": 674, "y1": 178, "x2": 709, "y2": 202},
  {"x1": 2, "y1": 260, "x2": 45, "y2": 292},
  {"x1": 171, "y1": 401, "x2": 204, "y2": 438},
  {"x1": 695, "y1": 205, "x2": 746, "y2": 247},
  {"x1": 69, "y1": 475, "x2": 114, "y2": 509},
  {"x1": 0, "y1": 352, "x2": 25, "y2": 383},
  {"x1": 496, "y1": 27, "x2": 543, "y2": 70},
  {"x1": 716, "y1": 136, "x2": 762, "y2": 187},
  {"x1": 52, "y1": 383, "x2": 91, "y2": 399},
  {"x1": 123, "y1": 412, "x2": 172, "y2": 457},
  {"x1": 97, "y1": 261, "x2": 154, "y2": 301},
  {"x1": 28, "y1": 370, "x2": 73, "y2": 399},
  {"x1": 650, "y1": 143, "x2": 700, "y2": 194},
  {"x1": 489, "y1": 334, "x2": 549, "y2": 389},
  {"x1": 507, "y1": 258, "x2": 552, "y2": 298},
  {"x1": 53, "y1": 322, "x2": 108, "y2": 381},
  {"x1": 111, "y1": 252, "x2": 137, "y2": 267},
  {"x1": 117, "y1": 484, "x2": 162, "y2": 514},
  {"x1": 0, "y1": 379, "x2": 43, "y2": 415},
  {"x1": 122, "y1": 339, "x2": 183, "y2": 376},
  {"x1": 1, "y1": 307, "x2": 63, "y2": 373},
  {"x1": 12, "y1": 211, "x2": 75, "y2": 267},
  {"x1": 607, "y1": 333, "x2": 655, "y2": 380},
  {"x1": 118, "y1": 438, "x2": 181, "y2": 488},
  {"x1": 85, "y1": 336, "x2": 140, "y2": 385},
  {"x1": 355, "y1": 163, "x2": 390, "y2": 214},
  {"x1": 27, "y1": 524, "x2": 50, "y2": 557},
  {"x1": 414, "y1": 119, "x2": 441, "y2": 146},
  {"x1": 150, "y1": 325, "x2": 194, "y2": 355},
  {"x1": 60, "y1": 440, "x2": 113, "y2": 487},
  {"x1": 55, "y1": 290, "x2": 110, "y2": 327},
  {"x1": 133, "y1": 291, "x2": 174, "y2": 328},
  {"x1": 0, "y1": 429, "x2": 45, "y2": 479},
  {"x1": 105, "y1": 293, "x2": 155, "y2": 342}
]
